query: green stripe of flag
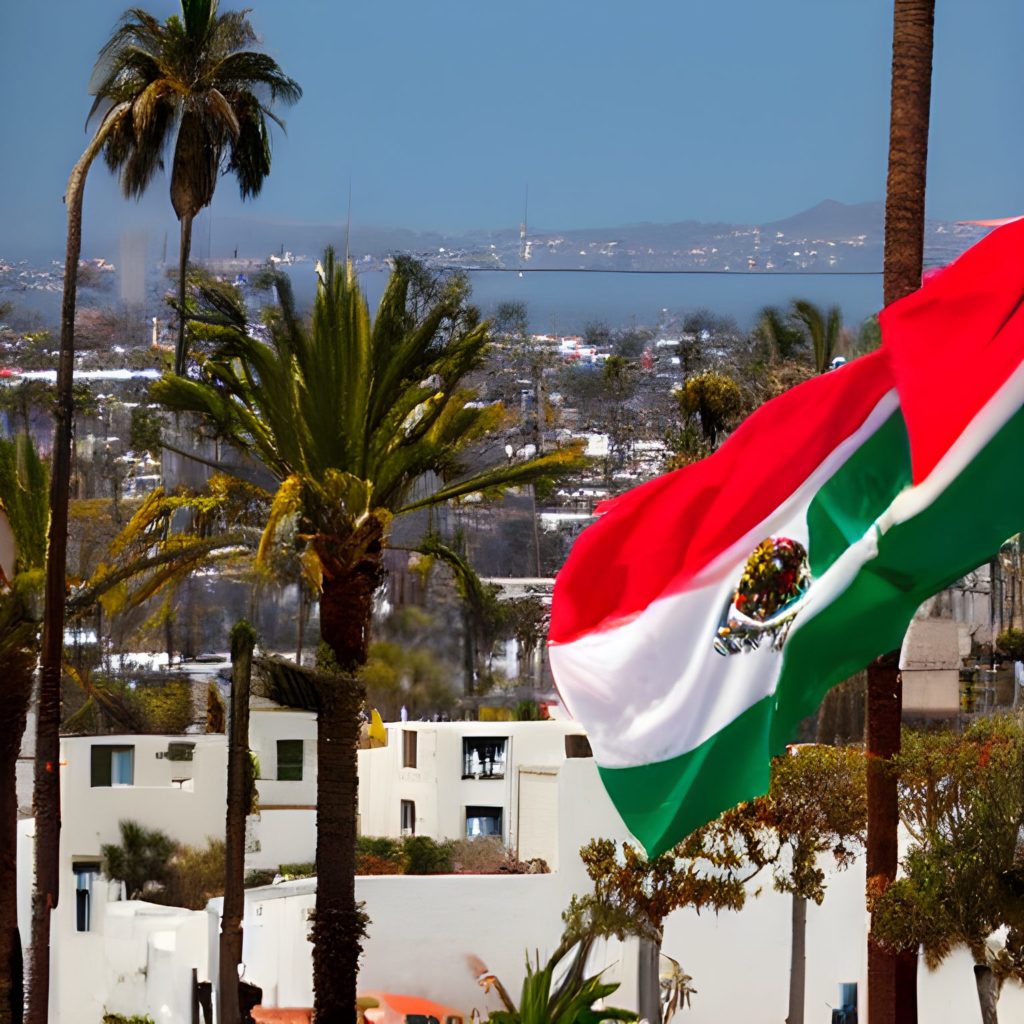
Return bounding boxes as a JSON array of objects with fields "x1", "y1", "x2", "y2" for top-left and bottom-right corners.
[{"x1": 599, "y1": 402, "x2": 1024, "y2": 857}]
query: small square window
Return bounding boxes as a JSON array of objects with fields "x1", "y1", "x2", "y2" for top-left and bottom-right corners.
[
  {"x1": 465, "y1": 805, "x2": 503, "y2": 839},
  {"x1": 277, "y1": 739, "x2": 303, "y2": 781},
  {"x1": 402, "y1": 730, "x2": 418, "y2": 769},
  {"x1": 462, "y1": 738, "x2": 507, "y2": 779},
  {"x1": 90, "y1": 745, "x2": 134, "y2": 787},
  {"x1": 401, "y1": 799, "x2": 416, "y2": 836}
]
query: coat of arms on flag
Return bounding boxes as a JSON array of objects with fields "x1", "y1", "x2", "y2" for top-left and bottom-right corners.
[{"x1": 549, "y1": 217, "x2": 1024, "y2": 857}]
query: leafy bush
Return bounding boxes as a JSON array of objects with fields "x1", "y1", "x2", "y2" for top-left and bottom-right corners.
[
  {"x1": 997, "y1": 628, "x2": 1024, "y2": 662},
  {"x1": 403, "y1": 835, "x2": 453, "y2": 875},
  {"x1": 103, "y1": 1015, "x2": 155, "y2": 1024},
  {"x1": 104, "y1": 822, "x2": 224, "y2": 909},
  {"x1": 515, "y1": 700, "x2": 541, "y2": 721},
  {"x1": 102, "y1": 821, "x2": 175, "y2": 900},
  {"x1": 450, "y1": 836, "x2": 508, "y2": 873},
  {"x1": 356, "y1": 836, "x2": 403, "y2": 861},
  {"x1": 243, "y1": 869, "x2": 276, "y2": 889},
  {"x1": 450, "y1": 837, "x2": 550, "y2": 875},
  {"x1": 357, "y1": 854, "x2": 404, "y2": 876},
  {"x1": 355, "y1": 836, "x2": 405, "y2": 875},
  {"x1": 134, "y1": 679, "x2": 194, "y2": 733},
  {"x1": 153, "y1": 839, "x2": 225, "y2": 910},
  {"x1": 278, "y1": 862, "x2": 316, "y2": 880}
]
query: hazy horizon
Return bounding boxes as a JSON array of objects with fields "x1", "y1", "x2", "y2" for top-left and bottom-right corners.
[{"x1": 2, "y1": 1, "x2": 1023, "y2": 257}]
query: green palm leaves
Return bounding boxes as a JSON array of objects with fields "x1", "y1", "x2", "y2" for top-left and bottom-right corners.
[
  {"x1": 89, "y1": 0, "x2": 301, "y2": 207},
  {"x1": 89, "y1": 0, "x2": 301, "y2": 374},
  {"x1": 0, "y1": 436, "x2": 48, "y2": 654},
  {"x1": 153, "y1": 251, "x2": 581, "y2": 581},
  {"x1": 757, "y1": 299, "x2": 845, "y2": 374}
]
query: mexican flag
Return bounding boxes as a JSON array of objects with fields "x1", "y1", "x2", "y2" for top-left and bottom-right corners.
[{"x1": 548, "y1": 218, "x2": 1024, "y2": 858}]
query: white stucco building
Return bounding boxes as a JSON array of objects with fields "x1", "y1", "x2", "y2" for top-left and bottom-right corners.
[
  {"x1": 19, "y1": 720, "x2": 1024, "y2": 1024},
  {"x1": 357, "y1": 720, "x2": 587, "y2": 868},
  {"x1": 18, "y1": 695, "x2": 320, "y2": 1024}
]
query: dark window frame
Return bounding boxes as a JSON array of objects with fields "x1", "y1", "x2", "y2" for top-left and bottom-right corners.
[
  {"x1": 462, "y1": 737, "x2": 507, "y2": 779},
  {"x1": 465, "y1": 804, "x2": 503, "y2": 839},
  {"x1": 401, "y1": 799, "x2": 416, "y2": 835},
  {"x1": 277, "y1": 739, "x2": 304, "y2": 781},
  {"x1": 90, "y1": 744, "x2": 135, "y2": 787},
  {"x1": 402, "y1": 730, "x2": 418, "y2": 769},
  {"x1": 73, "y1": 861, "x2": 101, "y2": 932}
]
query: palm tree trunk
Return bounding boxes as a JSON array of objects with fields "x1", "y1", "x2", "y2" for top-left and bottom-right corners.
[
  {"x1": 866, "y1": 653, "x2": 903, "y2": 1024},
  {"x1": 637, "y1": 935, "x2": 661, "y2": 1024},
  {"x1": 883, "y1": 0, "x2": 935, "y2": 308},
  {"x1": 869, "y1": 4, "x2": 935, "y2": 1023},
  {"x1": 311, "y1": 680, "x2": 364, "y2": 1024},
  {"x1": 29, "y1": 112, "x2": 124, "y2": 1024},
  {"x1": 786, "y1": 893, "x2": 807, "y2": 1024},
  {"x1": 313, "y1": 544, "x2": 383, "y2": 1024},
  {"x1": 974, "y1": 963, "x2": 1001, "y2": 1024},
  {"x1": 0, "y1": 648, "x2": 33, "y2": 1024},
  {"x1": 220, "y1": 622, "x2": 255, "y2": 1024},
  {"x1": 175, "y1": 214, "x2": 194, "y2": 377}
]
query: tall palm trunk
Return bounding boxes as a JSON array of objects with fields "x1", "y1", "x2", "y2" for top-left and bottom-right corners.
[
  {"x1": 870, "y1": 3, "x2": 935, "y2": 1023},
  {"x1": 0, "y1": 647, "x2": 33, "y2": 1024},
  {"x1": 220, "y1": 622, "x2": 255, "y2": 1024},
  {"x1": 175, "y1": 213, "x2": 195, "y2": 377},
  {"x1": 29, "y1": 110, "x2": 125, "y2": 1024},
  {"x1": 637, "y1": 934, "x2": 661, "y2": 1024},
  {"x1": 786, "y1": 893, "x2": 807, "y2": 1024},
  {"x1": 974, "y1": 963, "x2": 1001, "y2": 1024},
  {"x1": 883, "y1": 0, "x2": 935, "y2": 308},
  {"x1": 313, "y1": 536, "x2": 384, "y2": 1024}
]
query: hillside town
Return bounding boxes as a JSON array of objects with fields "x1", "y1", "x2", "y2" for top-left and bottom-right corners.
[{"x1": 4, "y1": 3, "x2": 1024, "y2": 1024}]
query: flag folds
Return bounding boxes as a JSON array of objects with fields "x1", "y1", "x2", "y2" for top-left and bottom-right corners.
[{"x1": 548, "y1": 219, "x2": 1024, "y2": 857}]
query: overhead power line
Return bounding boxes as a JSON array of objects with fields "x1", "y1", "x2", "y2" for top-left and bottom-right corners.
[{"x1": 424, "y1": 265, "x2": 884, "y2": 277}]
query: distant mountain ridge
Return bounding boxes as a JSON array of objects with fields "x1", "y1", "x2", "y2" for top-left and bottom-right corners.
[
  {"x1": 209, "y1": 198, "x2": 890, "y2": 260},
  {"x1": 200, "y1": 197, "x2": 988, "y2": 278}
]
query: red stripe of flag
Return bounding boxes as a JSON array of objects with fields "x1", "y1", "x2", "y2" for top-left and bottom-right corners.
[
  {"x1": 549, "y1": 348, "x2": 894, "y2": 645},
  {"x1": 882, "y1": 217, "x2": 1024, "y2": 484}
]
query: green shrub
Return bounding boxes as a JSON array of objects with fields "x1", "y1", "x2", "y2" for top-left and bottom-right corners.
[
  {"x1": 997, "y1": 628, "x2": 1024, "y2": 662},
  {"x1": 355, "y1": 836, "x2": 405, "y2": 875},
  {"x1": 243, "y1": 869, "x2": 277, "y2": 888},
  {"x1": 103, "y1": 1014, "x2": 156, "y2": 1024},
  {"x1": 403, "y1": 835, "x2": 453, "y2": 875},
  {"x1": 356, "y1": 836, "x2": 403, "y2": 861},
  {"x1": 152, "y1": 839, "x2": 224, "y2": 910},
  {"x1": 278, "y1": 862, "x2": 316, "y2": 880},
  {"x1": 357, "y1": 853, "x2": 404, "y2": 875},
  {"x1": 102, "y1": 821, "x2": 175, "y2": 900}
]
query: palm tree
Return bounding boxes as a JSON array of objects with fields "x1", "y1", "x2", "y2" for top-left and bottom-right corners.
[
  {"x1": 757, "y1": 301, "x2": 844, "y2": 374},
  {"x1": 0, "y1": 435, "x2": 48, "y2": 1022},
  {"x1": 153, "y1": 252, "x2": 581, "y2": 1023},
  {"x1": 88, "y1": 0, "x2": 301, "y2": 375},
  {"x1": 33, "y1": 96, "x2": 133, "y2": 1024},
  {"x1": 884, "y1": 0, "x2": 935, "y2": 308},
  {"x1": 790, "y1": 300, "x2": 843, "y2": 375},
  {"x1": 28, "y1": 475, "x2": 251, "y2": 1022},
  {"x1": 871, "y1": 4, "x2": 935, "y2": 1024}
]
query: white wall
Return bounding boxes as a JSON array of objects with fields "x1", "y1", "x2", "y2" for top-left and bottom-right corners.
[
  {"x1": 250, "y1": 706, "x2": 318, "y2": 870},
  {"x1": 235, "y1": 755, "x2": 1024, "y2": 1024},
  {"x1": 57, "y1": 900, "x2": 208, "y2": 1024}
]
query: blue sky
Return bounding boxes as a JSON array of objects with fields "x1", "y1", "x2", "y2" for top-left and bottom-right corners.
[{"x1": 2, "y1": 0, "x2": 1023, "y2": 254}]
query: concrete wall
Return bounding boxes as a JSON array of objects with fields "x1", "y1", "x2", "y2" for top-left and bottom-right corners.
[{"x1": 231, "y1": 756, "x2": 1024, "y2": 1024}]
